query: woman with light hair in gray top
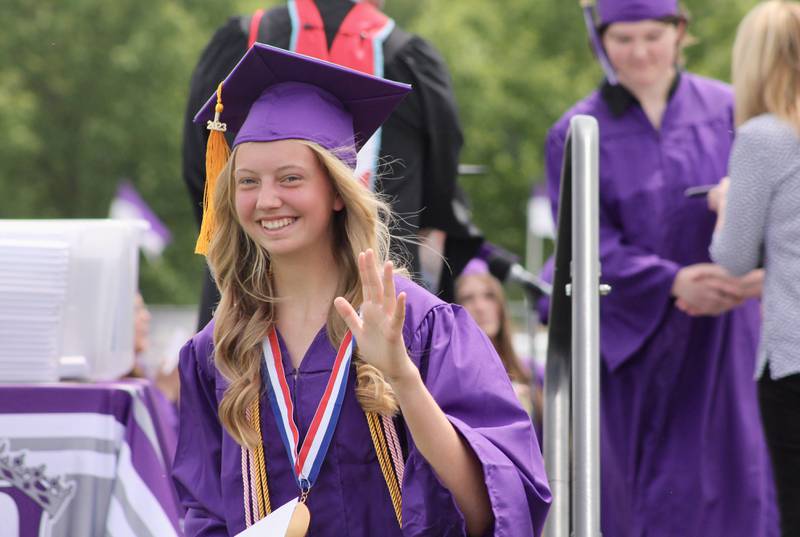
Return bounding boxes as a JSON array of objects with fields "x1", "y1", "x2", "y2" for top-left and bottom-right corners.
[{"x1": 709, "y1": 1, "x2": 800, "y2": 535}]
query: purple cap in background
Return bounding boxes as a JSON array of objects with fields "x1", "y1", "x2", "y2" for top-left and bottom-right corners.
[
  {"x1": 460, "y1": 258, "x2": 490, "y2": 278},
  {"x1": 193, "y1": 44, "x2": 412, "y2": 167},
  {"x1": 598, "y1": 0, "x2": 678, "y2": 25}
]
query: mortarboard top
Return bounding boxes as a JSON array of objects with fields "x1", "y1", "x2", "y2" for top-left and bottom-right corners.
[
  {"x1": 193, "y1": 43, "x2": 412, "y2": 166},
  {"x1": 597, "y1": 0, "x2": 678, "y2": 25},
  {"x1": 192, "y1": 43, "x2": 412, "y2": 255},
  {"x1": 460, "y1": 257, "x2": 490, "y2": 278}
]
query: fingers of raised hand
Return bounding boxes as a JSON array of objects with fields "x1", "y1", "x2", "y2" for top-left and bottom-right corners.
[
  {"x1": 354, "y1": 251, "x2": 406, "y2": 339},
  {"x1": 382, "y1": 261, "x2": 396, "y2": 316},
  {"x1": 391, "y1": 292, "x2": 407, "y2": 335},
  {"x1": 334, "y1": 297, "x2": 363, "y2": 337},
  {"x1": 359, "y1": 249, "x2": 384, "y2": 304}
]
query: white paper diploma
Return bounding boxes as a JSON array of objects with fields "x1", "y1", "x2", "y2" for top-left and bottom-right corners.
[{"x1": 234, "y1": 497, "x2": 299, "y2": 537}]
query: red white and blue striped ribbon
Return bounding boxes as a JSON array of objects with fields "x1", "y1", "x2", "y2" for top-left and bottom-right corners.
[{"x1": 262, "y1": 328, "x2": 354, "y2": 490}]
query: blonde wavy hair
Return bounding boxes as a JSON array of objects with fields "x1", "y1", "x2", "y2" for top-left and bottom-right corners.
[
  {"x1": 732, "y1": 0, "x2": 800, "y2": 134},
  {"x1": 207, "y1": 140, "x2": 400, "y2": 449}
]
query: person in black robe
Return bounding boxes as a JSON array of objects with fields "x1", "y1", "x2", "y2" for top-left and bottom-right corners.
[{"x1": 182, "y1": 0, "x2": 482, "y2": 328}]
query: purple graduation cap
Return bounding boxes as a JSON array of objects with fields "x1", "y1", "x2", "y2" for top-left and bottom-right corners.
[
  {"x1": 460, "y1": 257, "x2": 490, "y2": 278},
  {"x1": 192, "y1": 43, "x2": 412, "y2": 254},
  {"x1": 597, "y1": 0, "x2": 678, "y2": 24},
  {"x1": 193, "y1": 43, "x2": 412, "y2": 168}
]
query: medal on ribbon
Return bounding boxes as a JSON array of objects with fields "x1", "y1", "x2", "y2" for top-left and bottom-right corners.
[{"x1": 262, "y1": 327, "x2": 355, "y2": 526}]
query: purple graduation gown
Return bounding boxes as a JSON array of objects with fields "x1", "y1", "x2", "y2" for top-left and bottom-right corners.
[
  {"x1": 545, "y1": 73, "x2": 778, "y2": 537},
  {"x1": 172, "y1": 276, "x2": 551, "y2": 536}
]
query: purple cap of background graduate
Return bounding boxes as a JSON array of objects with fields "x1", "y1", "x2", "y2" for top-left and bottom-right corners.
[
  {"x1": 460, "y1": 257, "x2": 490, "y2": 278},
  {"x1": 597, "y1": 0, "x2": 678, "y2": 25},
  {"x1": 193, "y1": 43, "x2": 412, "y2": 168}
]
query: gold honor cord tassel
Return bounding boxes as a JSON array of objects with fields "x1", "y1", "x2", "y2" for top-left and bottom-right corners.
[
  {"x1": 195, "y1": 82, "x2": 231, "y2": 255},
  {"x1": 249, "y1": 399, "x2": 309, "y2": 536},
  {"x1": 248, "y1": 400, "x2": 271, "y2": 517},
  {"x1": 366, "y1": 412, "x2": 403, "y2": 527}
]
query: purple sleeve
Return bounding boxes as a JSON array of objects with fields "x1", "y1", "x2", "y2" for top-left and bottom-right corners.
[
  {"x1": 171, "y1": 338, "x2": 228, "y2": 537},
  {"x1": 401, "y1": 304, "x2": 552, "y2": 537},
  {"x1": 545, "y1": 126, "x2": 680, "y2": 370}
]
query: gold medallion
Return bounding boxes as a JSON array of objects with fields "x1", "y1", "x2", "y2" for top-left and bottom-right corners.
[{"x1": 286, "y1": 501, "x2": 311, "y2": 537}]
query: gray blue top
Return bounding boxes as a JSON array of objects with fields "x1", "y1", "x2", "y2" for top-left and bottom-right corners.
[{"x1": 711, "y1": 113, "x2": 800, "y2": 380}]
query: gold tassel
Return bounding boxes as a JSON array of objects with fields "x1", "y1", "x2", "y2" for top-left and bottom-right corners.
[{"x1": 195, "y1": 83, "x2": 231, "y2": 255}]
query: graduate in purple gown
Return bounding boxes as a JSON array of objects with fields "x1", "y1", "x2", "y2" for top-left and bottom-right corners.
[
  {"x1": 455, "y1": 258, "x2": 543, "y2": 432},
  {"x1": 172, "y1": 44, "x2": 551, "y2": 537},
  {"x1": 544, "y1": 1, "x2": 778, "y2": 535}
]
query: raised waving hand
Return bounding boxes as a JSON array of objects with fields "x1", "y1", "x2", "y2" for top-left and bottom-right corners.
[{"x1": 333, "y1": 249, "x2": 415, "y2": 384}]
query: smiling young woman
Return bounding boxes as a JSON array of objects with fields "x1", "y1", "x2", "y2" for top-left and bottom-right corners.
[
  {"x1": 172, "y1": 44, "x2": 551, "y2": 537},
  {"x1": 232, "y1": 140, "x2": 344, "y2": 260}
]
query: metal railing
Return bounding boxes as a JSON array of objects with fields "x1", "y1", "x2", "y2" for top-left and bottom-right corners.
[{"x1": 543, "y1": 115, "x2": 603, "y2": 537}]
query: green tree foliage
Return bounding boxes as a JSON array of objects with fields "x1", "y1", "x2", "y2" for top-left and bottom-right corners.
[
  {"x1": 0, "y1": 0, "x2": 237, "y2": 303},
  {"x1": 0, "y1": 0, "x2": 759, "y2": 303}
]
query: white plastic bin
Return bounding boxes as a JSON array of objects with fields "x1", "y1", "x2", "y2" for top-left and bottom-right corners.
[{"x1": 0, "y1": 219, "x2": 144, "y2": 381}]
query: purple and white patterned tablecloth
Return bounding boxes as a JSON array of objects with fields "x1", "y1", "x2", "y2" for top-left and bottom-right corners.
[{"x1": 0, "y1": 379, "x2": 182, "y2": 537}]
